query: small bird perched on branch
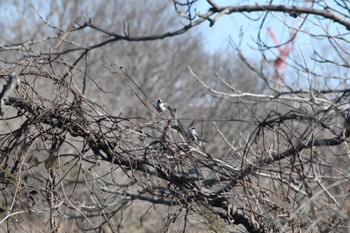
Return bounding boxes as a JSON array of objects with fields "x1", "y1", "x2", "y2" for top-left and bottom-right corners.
[
  {"x1": 155, "y1": 99, "x2": 167, "y2": 113},
  {"x1": 344, "y1": 114, "x2": 350, "y2": 137},
  {"x1": 188, "y1": 127, "x2": 199, "y2": 141},
  {"x1": 0, "y1": 73, "x2": 19, "y2": 115}
]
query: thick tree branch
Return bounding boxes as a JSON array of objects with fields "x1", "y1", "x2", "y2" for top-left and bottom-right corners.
[
  {"x1": 206, "y1": 4, "x2": 350, "y2": 29},
  {"x1": 4, "y1": 95, "x2": 342, "y2": 232},
  {"x1": 4, "y1": 96, "x2": 265, "y2": 232},
  {"x1": 214, "y1": 137, "x2": 342, "y2": 196},
  {"x1": 45, "y1": 4, "x2": 350, "y2": 58}
]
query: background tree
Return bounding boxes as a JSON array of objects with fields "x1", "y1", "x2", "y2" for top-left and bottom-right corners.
[{"x1": 0, "y1": 0, "x2": 350, "y2": 232}]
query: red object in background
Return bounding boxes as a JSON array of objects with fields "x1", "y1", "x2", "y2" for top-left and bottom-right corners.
[
  {"x1": 267, "y1": 1, "x2": 311, "y2": 85},
  {"x1": 267, "y1": 27, "x2": 295, "y2": 80}
]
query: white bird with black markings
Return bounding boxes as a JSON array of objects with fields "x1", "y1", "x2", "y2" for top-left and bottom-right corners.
[
  {"x1": 188, "y1": 127, "x2": 199, "y2": 141},
  {"x1": 344, "y1": 114, "x2": 350, "y2": 137},
  {"x1": 156, "y1": 99, "x2": 167, "y2": 113}
]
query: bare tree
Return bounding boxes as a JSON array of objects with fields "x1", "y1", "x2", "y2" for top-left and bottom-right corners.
[{"x1": 1, "y1": 0, "x2": 350, "y2": 232}]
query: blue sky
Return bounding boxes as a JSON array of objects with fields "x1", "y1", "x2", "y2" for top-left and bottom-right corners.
[
  {"x1": 195, "y1": 1, "x2": 311, "y2": 54},
  {"x1": 196, "y1": 2, "x2": 253, "y2": 54},
  {"x1": 194, "y1": 0, "x2": 350, "y2": 89},
  {"x1": 3, "y1": 0, "x2": 348, "y2": 89}
]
